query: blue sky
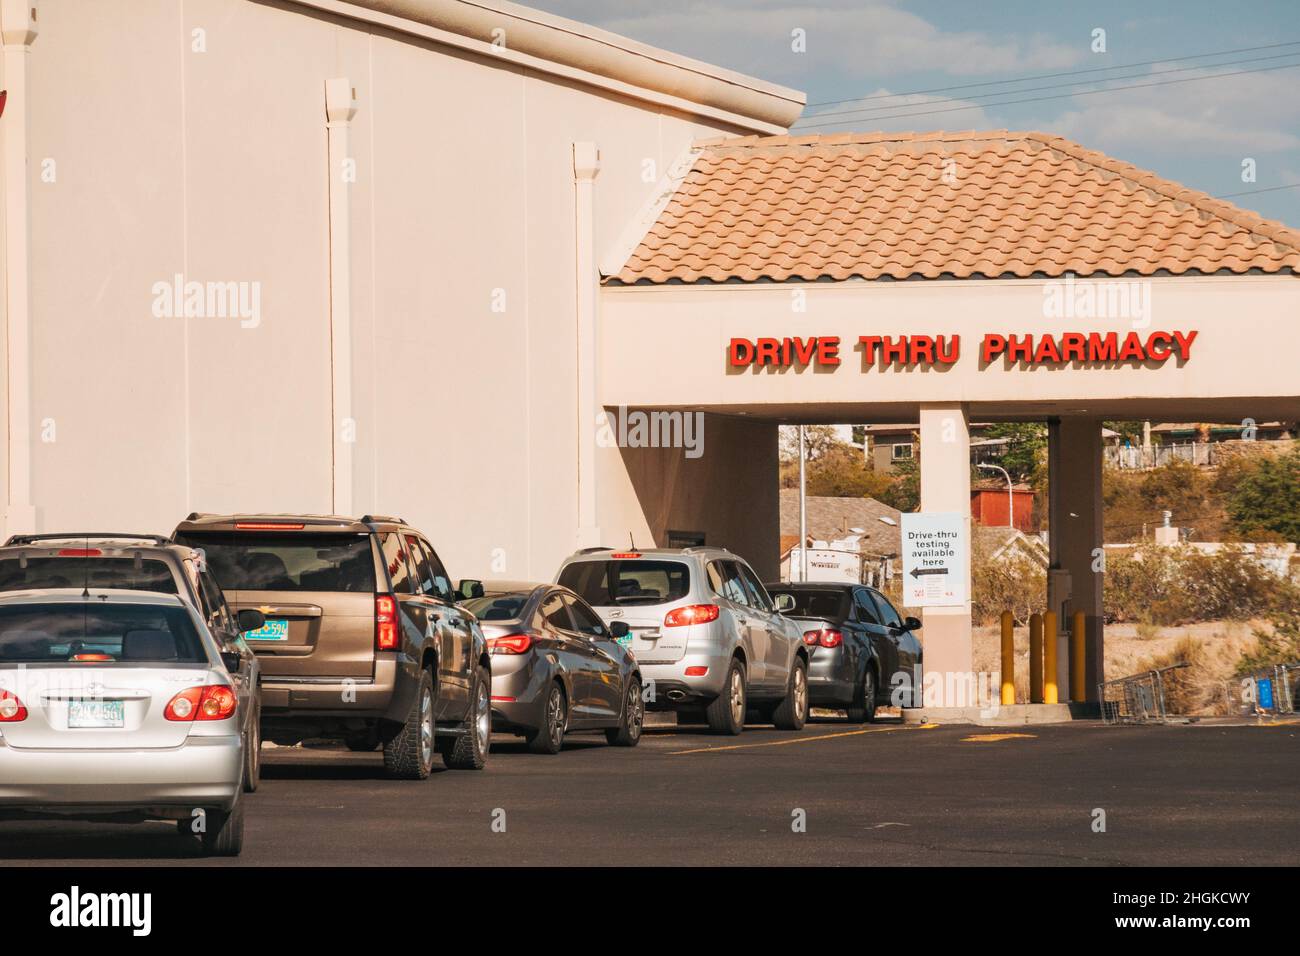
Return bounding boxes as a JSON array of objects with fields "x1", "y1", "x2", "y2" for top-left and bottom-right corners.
[{"x1": 529, "y1": 0, "x2": 1300, "y2": 228}]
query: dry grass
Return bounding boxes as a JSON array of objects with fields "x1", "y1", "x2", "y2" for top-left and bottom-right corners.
[{"x1": 969, "y1": 619, "x2": 1261, "y2": 713}]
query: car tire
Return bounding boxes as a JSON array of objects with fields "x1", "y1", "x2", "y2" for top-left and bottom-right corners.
[
  {"x1": 199, "y1": 800, "x2": 244, "y2": 857},
  {"x1": 445, "y1": 666, "x2": 490, "y2": 770},
  {"x1": 242, "y1": 698, "x2": 261, "y2": 793},
  {"x1": 849, "y1": 667, "x2": 878, "y2": 724},
  {"x1": 605, "y1": 676, "x2": 644, "y2": 747},
  {"x1": 772, "y1": 657, "x2": 809, "y2": 731},
  {"x1": 528, "y1": 681, "x2": 567, "y2": 755},
  {"x1": 382, "y1": 668, "x2": 436, "y2": 780},
  {"x1": 705, "y1": 658, "x2": 746, "y2": 735}
]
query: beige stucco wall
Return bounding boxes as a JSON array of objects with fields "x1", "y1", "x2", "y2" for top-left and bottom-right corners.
[{"x1": 5, "y1": 0, "x2": 767, "y2": 582}]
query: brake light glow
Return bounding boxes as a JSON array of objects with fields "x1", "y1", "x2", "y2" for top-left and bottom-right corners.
[
  {"x1": 234, "y1": 521, "x2": 305, "y2": 531},
  {"x1": 70, "y1": 653, "x2": 115, "y2": 662},
  {"x1": 375, "y1": 595, "x2": 399, "y2": 650},
  {"x1": 487, "y1": 633, "x2": 533, "y2": 655},
  {"x1": 0, "y1": 690, "x2": 27, "y2": 722},
  {"x1": 610, "y1": 552, "x2": 642, "y2": 559},
  {"x1": 664, "y1": 604, "x2": 719, "y2": 627},
  {"x1": 57, "y1": 548, "x2": 102, "y2": 557},
  {"x1": 804, "y1": 629, "x2": 843, "y2": 648},
  {"x1": 164, "y1": 685, "x2": 237, "y2": 721}
]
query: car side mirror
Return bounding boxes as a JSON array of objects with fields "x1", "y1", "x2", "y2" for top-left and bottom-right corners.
[
  {"x1": 458, "y1": 579, "x2": 485, "y2": 600},
  {"x1": 609, "y1": 621, "x2": 630, "y2": 638},
  {"x1": 773, "y1": 593, "x2": 795, "y2": 612},
  {"x1": 220, "y1": 650, "x2": 243, "y2": 673},
  {"x1": 903, "y1": 616, "x2": 922, "y2": 631},
  {"x1": 236, "y1": 609, "x2": 266, "y2": 633}
]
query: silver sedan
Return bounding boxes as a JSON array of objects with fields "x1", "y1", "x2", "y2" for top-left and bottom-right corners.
[{"x1": 0, "y1": 589, "x2": 247, "y2": 855}]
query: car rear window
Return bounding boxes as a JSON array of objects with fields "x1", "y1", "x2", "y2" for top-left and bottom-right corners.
[
  {"x1": 767, "y1": 588, "x2": 849, "y2": 620},
  {"x1": 0, "y1": 603, "x2": 207, "y2": 664},
  {"x1": 461, "y1": 592, "x2": 528, "y2": 621},
  {"x1": 174, "y1": 532, "x2": 375, "y2": 592},
  {"x1": 558, "y1": 560, "x2": 690, "y2": 607},
  {"x1": 0, "y1": 557, "x2": 179, "y2": 594}
]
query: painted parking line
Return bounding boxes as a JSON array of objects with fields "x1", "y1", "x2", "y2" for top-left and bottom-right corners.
[
  {"x1": 667, "y1": 723, "x2": 935, "y2": 755},
  {"x1": 960, "y1": 733, "x2": 1037, "y2": 742}
]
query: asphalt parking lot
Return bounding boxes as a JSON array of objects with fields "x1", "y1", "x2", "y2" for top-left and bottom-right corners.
[{"x1": 2, "y1": 717, "x2": 1296, "y2": 866}]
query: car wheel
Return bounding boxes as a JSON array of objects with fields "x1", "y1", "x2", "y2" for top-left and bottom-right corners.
[
  {"x1": 445, "y1": 666, "x2": 490, "y2": 770},
  {"x1": 772, "y1": 658, "x2": 809, "y2": 730},
  {"x1": 242, "y1": 698, "x2": 261, "y2": 793},
  {"x1": 199, "y1": 800, "x2": 244, "y2": 857},
  {"x1": 705, "y1": 658, "x2": 746, "y2": 735},
  {"x1": 528, "y1": 681, "x2": 567, "y2": 754},
  {"x1": 855, "y1": 668, "x2": 878, "y2": 724},
  {"x1": 383, "y1": 668, "x2": 436, "y2": 780},
  {"x1": 605, "y1": 676, "x2": 644, "y2": 747}
]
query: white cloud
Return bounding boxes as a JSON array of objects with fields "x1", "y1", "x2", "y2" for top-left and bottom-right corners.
[{"x1": 531, "y1": 1, "x2": 1085, "y2": 80}]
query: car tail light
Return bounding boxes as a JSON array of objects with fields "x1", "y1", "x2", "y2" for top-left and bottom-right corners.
[
  {"x1": 235, "y1": 521, "x2": 305, "y2": 531},
  {"x1": 70, "y1": 653, "x2": 115, "y2": 662},
  {"x1": 488, "y1": 633, "x2": 532, "y2": 655},
  {"x1": 611, "y1": 552, "x2": 642, "y2": 559},
  {"x1": 57, "y1": 548, "x2": 102, "y2": 557},
  {"x1": 165, "y1": 685, "x2": 237, "y2": 721},
  {"x1": 375, "y1": 595, "x2": 399, "y2": 650},
  {"x1": 804, "y1": 629, "x2": 843, "y2": 648},
  {"x1": 664, "y1": 604, "x2": 720, "y2": 627},
  {"x1": 684, "y1": 666, "x2": 708, "y2": 677},
  {"x1": 491, "y1": 695, "x2": 516, "y2": 702},
  {"x1": 0, "y1": 690, "x2": 27, "y2": 722}
]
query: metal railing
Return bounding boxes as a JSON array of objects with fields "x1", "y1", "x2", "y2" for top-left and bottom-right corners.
[{"x1": 1098, "y1": 662, "x2": 1190, "y2": 724}]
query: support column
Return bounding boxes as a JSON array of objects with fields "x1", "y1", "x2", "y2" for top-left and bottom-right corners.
[
  {"x1": 573, "y1": 142, "x2": 601, "y2": 548},
  {"x1": 918, "y1": 403, "x2": 973, "y2": 706},
  {"x1": 1, "y1": 0, "x2": 37, "y2": 537},
  {"x1": 1048, "y1": 417, "x2": 1104, "y2": 702},
  {"x1": 325, "y1": 78, "x2": 356, "y2": 516}
]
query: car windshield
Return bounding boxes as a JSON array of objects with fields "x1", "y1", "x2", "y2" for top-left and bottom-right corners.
[
  {"x1": 0, "y1": 557, "x2": 179, "y2": 594},
  {"x1": 0, "y1": 603, "x2": 207, "y2": 664},
  {"x1": 768, "y1": 588, "x2": 849, "y2": 620},
  {"x1": 558, "y1": 560, "x2": 691, "y2": 607},
  {"x1": 174, "y1": 532, "x2": 375, "y2": 592},
  {"x1": 461, "y1": 592, "x2": 529, "y2": 621}
]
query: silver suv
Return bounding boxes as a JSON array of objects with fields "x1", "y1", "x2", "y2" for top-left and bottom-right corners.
[{"x1": 555, "y1": 547, "x2": 809, "y2": 735}]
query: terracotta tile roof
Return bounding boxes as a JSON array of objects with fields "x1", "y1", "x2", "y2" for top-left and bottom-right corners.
[{"x1": 610, "y1": 130, "x2": 1300, "y2": 284}]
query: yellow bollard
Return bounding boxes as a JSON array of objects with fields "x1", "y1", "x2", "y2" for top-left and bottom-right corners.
[
  {"x1": 1044, "y1": 611, "x2": 1058, "y2": 705},
  {"x1": 1029, "y1": 613, "x2": 1043, "y2": 704},
  {"x1": 1000, "y1": 611, "x2": 1015, "y2": 706},
  {"x1": 1071, "y1": 610, "x2": 1087, "y2": 702}
]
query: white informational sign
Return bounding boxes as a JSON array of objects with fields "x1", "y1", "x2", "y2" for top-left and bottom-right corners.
[
  {"x1": 787, "y1": 547, "x2": 859, "y2": 584},
  {"x1": 900, "y1": 512, "x2": 968, "y2": 607}
]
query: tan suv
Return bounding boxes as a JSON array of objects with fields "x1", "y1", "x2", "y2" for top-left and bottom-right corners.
[{"x1": 172, "y1": 514, "x2": 490, "y2": 780}]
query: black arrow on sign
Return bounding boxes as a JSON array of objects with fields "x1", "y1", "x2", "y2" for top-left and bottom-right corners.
[{"x1": 910, "y1": 567, "x2": 948, "y2": 579}]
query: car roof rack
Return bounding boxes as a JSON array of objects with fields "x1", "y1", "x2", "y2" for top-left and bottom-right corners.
[
  {"x1": 4, "y1": 532, "x2": 172, "y2": 546},
  {"x1": 360, "y1": 515, "x2": 406, "y2": 526}
]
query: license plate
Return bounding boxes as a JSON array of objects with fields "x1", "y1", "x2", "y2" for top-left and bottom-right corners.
[
  {"x1": 245, "y1": 618, "x2": 289, "y2": 641},
  {"x1": 68, "y1": 699, "x2": 125, "y2": 729}
]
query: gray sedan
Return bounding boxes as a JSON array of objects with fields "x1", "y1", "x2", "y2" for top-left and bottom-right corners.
[{"x1": 460, "y1": 583, "x2": 643, "y2": 753}]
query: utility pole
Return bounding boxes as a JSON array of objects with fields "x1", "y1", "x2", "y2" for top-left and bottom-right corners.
[{"x1": 798, "y1": 425, "x2": 808, "y2": 582}]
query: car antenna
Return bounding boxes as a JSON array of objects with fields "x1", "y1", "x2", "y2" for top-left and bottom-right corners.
[
  {"x1": 628, "y1": 531, "x2": 635, "y2": 549},
  {"x1": 81, "y1": 535, "x2": 90, "y2": 597}
]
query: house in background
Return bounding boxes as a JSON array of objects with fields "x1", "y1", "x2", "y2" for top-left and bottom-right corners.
[
  {"x1": 971, "y1": 483, "x2": 1036, "y2": 531},
  {"x1": 777, "y1": 489, "x2": 901, "y2": 585}
]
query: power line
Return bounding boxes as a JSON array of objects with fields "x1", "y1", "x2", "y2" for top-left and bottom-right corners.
[
  {"x1": 797, "y1": 50, "x2": 1300, "y2": 124},
  {"x1": 794, "y1": 60, "x2": 1300, "y2": 131},
  {"x1": 804, "y1": 39, "x2": 1300, "y2": 107},
  {"x1": 1215, "y1": 182, "x2": 1300, "y2": 199}
]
